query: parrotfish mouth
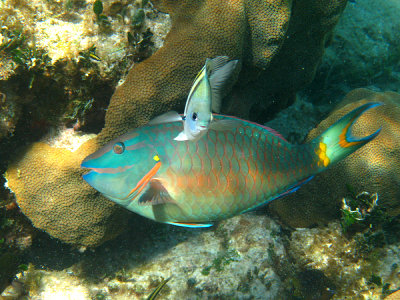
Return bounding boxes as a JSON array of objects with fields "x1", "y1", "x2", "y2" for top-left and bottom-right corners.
[{"x1": 82, "y1": 160, "x2": 162, "y2": 205}]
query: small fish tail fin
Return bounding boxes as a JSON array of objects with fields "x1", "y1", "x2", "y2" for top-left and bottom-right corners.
[
  {"x1": 310, "y1": 102, "x2": 382, "y2": 169},
  {"x1": 206, "y1": 56, "x2": 239, "y2": 113}
]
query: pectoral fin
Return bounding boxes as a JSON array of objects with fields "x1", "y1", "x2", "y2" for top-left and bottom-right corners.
[
  {"x1": 148, "y1": 111, "x2": 182, "y2": 126},
  {"x1": 138, "y1": 179, "x2": 176, "y2": 206},
  {"x1": 209, "y1": 119, "x2": 241, "y2": 131}
]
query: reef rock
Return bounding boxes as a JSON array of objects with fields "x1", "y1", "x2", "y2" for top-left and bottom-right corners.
[
  {"x1": 4, "y1": 0, "x2": 348, "y2": 246},
  {"x1": 0, "y1": 91, "x2": 20, "y2": 139},
  {"x1": 270, "y1": 88, "x2": 400, "y2": 227},
  {"x1": 290, "y1": 221, "x2": 400, "y2": 299},
  {"x1": 8, "y1": 214, "x2": 289, "y2": 299},
  {"x1": 309, "y1": 0, "x2": 400, "y2": 102}
]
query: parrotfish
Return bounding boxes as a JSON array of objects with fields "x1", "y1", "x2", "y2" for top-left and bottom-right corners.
[
  {"x1": 149, "y1": 56, "x2": 239, "y2": 142},
  {"x1": 81, "y1": 103, "x2": 381, "y2": 228}
]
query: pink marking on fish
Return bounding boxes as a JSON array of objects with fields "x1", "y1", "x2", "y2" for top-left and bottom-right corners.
[
  {"x1": 126, "y1": 142, "x2": 147, "y2": 151},
  {"x1": 90, "y1": 164, "x2": 136, "y2": 174}
]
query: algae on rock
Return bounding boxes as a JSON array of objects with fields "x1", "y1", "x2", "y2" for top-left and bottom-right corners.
[{"x1": 290, "y1": 221, "x2": 400, "y2": 299}]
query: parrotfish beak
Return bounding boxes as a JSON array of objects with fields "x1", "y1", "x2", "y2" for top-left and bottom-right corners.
[{"x1": 82, "y1": 168, "x2": 130, "y2": 202}]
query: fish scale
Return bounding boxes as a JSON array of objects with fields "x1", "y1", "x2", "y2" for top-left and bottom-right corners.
[
  {"x1": 82, "y1": 103, "x2": 382, "y2": 227},
  {"x1": 144, "y1": 123, "x2": 316, "y2": 221}
]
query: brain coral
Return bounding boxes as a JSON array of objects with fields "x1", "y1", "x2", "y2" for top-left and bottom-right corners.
[
  {"x1": 269, "y1": 89, "x2": 400, "y2": 227},
  {"x1": 5, "y1": 140, "x2": 129, "y2": 247},
  {"x1": 5, "y1": 0, "x2": 348, "y2": 246},
  {"x1": 98, "y1": 0, "x2": 348, "y2": 142}
]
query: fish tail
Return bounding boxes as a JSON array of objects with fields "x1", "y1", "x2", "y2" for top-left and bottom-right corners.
[{"x1": 310, "y1": 102, "x2": 382, "y2": 169}]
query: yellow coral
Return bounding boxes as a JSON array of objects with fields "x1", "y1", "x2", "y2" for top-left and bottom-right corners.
[{"x1": 5, "y1": 138, "x2": 129, "y2": 247}]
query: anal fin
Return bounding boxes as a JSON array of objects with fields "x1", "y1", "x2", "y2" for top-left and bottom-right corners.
[{"x1": 242, "y1": 176, "x2": 314, "y2": 213}]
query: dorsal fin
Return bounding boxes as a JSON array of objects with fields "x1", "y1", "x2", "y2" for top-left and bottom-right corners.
[
  {"x1": 263, "y1": 127, "x2": 288, "y2": 142},
  {"x1": 212, "y1": 113, "x2": 288, "y2": 142},
  {"x1": 184, "y1": 64, "x2": 207, "y2": 116}
]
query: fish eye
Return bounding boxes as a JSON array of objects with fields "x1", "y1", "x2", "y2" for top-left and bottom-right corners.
[
  {"x1": 192, "y1": 112, "x2": 198, "y2": 121},
  {"x1": 113, "y1": 142, "x2": 125, "y2": 154}
]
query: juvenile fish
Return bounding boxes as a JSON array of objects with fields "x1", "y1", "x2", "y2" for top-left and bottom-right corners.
[
  {"x1": 148, "y1": 56, "x2": 239, "y2": 141},
  {"x1": 146, "y1": 276, "x2": 172, "y2": 300}
]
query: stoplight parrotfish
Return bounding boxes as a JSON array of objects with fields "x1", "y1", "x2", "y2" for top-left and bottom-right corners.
[
  {"x1": 148, "y1": 56, "x2": 239, "y2": 142},
  {"x1": 81, "y1": 103, "x2": 381, "y2": 228}
]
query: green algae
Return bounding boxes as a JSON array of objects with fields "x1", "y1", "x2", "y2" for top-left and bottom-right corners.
[
  {"x1": 339, "y1": 191, "x2": 400, "y2": 257},
  {"x1": 93, "y1": 0, "x2": 103, "y2": 16},
  {"x1": 201, "y1": 249, "x2": 240, "y2": 276},
  {"x1": 341, "y1": 191, "x2": 385, "y2": 234},
  {"x1": 93, "y1": 0, "x2": 110, "y2": 29},
  {"x1": 368, "y1": 274, "x2": 382, "y2": 286},
  {"x1": 132, "y1": 9, "x2": 145, "y2": 29},
  {"x1": 0, "y1": 27, "x2": 51, "y2": 79}
]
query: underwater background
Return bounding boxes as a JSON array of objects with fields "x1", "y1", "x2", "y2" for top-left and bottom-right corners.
[{"x1": 1, "y1": 0, "x2": 400, "y2": 299}]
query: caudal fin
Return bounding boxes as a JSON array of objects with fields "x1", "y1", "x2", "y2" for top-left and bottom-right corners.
[{"x1": 311, "y1": 102, "x2": 382, "y2": 169}]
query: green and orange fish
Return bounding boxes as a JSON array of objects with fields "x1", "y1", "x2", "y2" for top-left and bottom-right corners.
[{"x1": 81, "y1": 100, "x2": 381, "y2": 228}]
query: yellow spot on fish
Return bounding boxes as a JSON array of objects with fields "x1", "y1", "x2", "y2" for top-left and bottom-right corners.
[
  {"x1": 153, "y1": 155, "x2": 160, "y2": 162},
  {"x1": 319, "y1": 142, "x2": 326, "y2": 152},
  {"x1": 315, "y1": 142, "x2": 330, "y2": 167},
  {"x1": 89, "y1": 53, "x2": 101, "y2": 61}
]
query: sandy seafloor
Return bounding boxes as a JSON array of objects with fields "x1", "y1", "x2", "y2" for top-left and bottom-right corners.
[{"x1": 1, "y1": 0, "x2": 400, "y2": 299}]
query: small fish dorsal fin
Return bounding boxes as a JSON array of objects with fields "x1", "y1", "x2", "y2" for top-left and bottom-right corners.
[
  {"x1": 206, "y1": 56, "x2": 239, "y2": 113},
  {"x1": 184, "y1": 64, "x2": 207, "y2": 116}
]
